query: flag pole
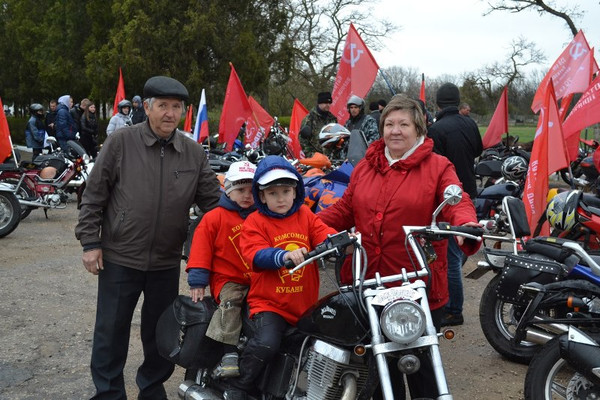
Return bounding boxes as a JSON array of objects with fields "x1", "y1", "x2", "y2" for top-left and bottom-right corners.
[
  {"x1": 378, "y1": 69, "x2": 396, "y2": 96},
  {"x1": 8, "y1": 135, "x2": 18, "y2": 168}
]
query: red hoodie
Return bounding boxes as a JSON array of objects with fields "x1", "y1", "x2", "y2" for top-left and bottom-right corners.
[{"x1": 318, "y1": 138, "x2": 480, "y2": 310}]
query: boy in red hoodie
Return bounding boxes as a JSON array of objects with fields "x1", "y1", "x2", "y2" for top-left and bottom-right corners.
[
  {"x1": 186, "y1": 160, "x2": 257, "y2": 378},
  {"x1": 224, "y1": 155, "x2": 336, "y2": 400}
]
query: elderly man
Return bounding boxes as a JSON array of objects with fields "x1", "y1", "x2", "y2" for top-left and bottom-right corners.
[{"x1": 75, "y1": 76, "x2": 221, "y2": 399}]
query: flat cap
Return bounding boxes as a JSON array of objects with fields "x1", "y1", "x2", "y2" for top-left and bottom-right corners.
[{"x1": 143, "y1": 76, "x2": 189, "y2": 102}]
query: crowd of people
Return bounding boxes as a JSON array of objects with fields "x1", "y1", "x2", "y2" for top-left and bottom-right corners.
[
  {"x1": 21, "y1": 74, "x2": 485, "y2": 399},
  {"x1": 23, "y1": 93, "x2": 148, "y2": 161}
]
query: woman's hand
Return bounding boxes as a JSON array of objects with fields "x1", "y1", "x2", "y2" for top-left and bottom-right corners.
[
  {"x1": 455, "y1": 221, "x2": 482, "y2": 245},
  {"x1": 284, "y1": 248, "x2": 308, "y2": 266}
]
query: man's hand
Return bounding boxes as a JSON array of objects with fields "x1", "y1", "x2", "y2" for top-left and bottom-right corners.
[{"x1": 82, "y1": 249, "x2": 103, "y2": 275}]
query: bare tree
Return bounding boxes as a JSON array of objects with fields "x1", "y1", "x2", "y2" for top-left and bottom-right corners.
[
  {"x1": 472, "y1": 37, "x2": 545, "y2": 103},
  {"x1": 484, "y1": 0, "x2": 583, "y2": 37},
  {"x1": 283, "y1": 0, "x2": 398, "y2": 90}
]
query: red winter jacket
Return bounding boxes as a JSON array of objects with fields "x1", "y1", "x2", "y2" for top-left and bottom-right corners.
[{"x1": 318, "y1": 138, "x2": 480, "y2": 310}]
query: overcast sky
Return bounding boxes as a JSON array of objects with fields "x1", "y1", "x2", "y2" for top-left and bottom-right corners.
[{"x1": 372, "y1": 0, "x2": 600, "y2": 80}]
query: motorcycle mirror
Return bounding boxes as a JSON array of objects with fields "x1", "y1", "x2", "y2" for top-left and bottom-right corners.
[
  {"x1": 431, "y1": 185, "x2": 463, "y2": 228},
  {"x1": 443, "y1": 185, "x2": 463, "y2": 206}
]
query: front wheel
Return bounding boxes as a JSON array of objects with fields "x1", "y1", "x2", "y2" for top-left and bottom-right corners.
[
  {"x1": 479, "y1": 274, "x2": 541, "y2": 364},
  {"x1": 524, "y1": 336, "x2": 600, "y2": 399},
  {"x1": 0, "y1": 191, "x2": 21, "y2": 237}
]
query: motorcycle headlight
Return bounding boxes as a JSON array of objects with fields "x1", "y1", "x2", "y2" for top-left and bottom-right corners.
[{"x1": 380, "y1": 300, "x2": 426, "y2": 344}]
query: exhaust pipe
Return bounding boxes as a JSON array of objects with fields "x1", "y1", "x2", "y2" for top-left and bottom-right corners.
[
  {"x1": 339, "y1": 371, "x2": 358, "y2": 400},
  {"x1": 525, "y1": 329, "x2": 555, "y2": 345},
  {"x1": 177, "y1": 380, "x2": 222, "y2": 400},
  {"x1": 18, "y1": 199, "x2": 49, "y2": 208},
  {"x1": 531, "y1": 316, "x2": 569, "y2": 335}
]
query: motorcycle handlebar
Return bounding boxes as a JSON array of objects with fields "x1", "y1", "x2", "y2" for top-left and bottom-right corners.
[
  {"x1": 436, "y1": 222, "x2": 485, "y2": 237},
  {"x1": 284, "y1": 231, "x2": 356, "y2": 272}
]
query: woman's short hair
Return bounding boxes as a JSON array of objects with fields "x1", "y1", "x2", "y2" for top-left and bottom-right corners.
[{"x1": 379, "y1": 95, "x2": 427, "y2": 137}]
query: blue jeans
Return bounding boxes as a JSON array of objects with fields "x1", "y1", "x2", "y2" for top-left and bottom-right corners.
[{"x1": 445, "y1": 237, "x2": 464, "y2": 315}]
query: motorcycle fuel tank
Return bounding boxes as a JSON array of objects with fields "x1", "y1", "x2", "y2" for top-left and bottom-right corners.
[{"x1": 296, "y1": 290, "x2": 369, "y2": 347}]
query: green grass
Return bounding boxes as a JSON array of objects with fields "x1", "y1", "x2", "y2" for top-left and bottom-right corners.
[{"x1": 480, "y1": 125, "x2": 537, "y2": 143}]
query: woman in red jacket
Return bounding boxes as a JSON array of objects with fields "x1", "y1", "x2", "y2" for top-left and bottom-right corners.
[{"x1": 318, "y1": 94, "x2": 480, "y2": 399}]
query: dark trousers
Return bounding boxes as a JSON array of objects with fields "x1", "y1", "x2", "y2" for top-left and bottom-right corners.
[
  {"x1": 374, "y1": 306, "x2": 445, "y2": 400},
  {"x1": 90, "y1": 260, "x2": 180, "y2": 400},
  {"x1": 232, "y1": 311, "x2": 289, "y2": 392}
]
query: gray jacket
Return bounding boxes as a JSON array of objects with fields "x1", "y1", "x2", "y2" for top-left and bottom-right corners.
[{"x1": 75, "y1": 121, "x2": 220, "y2": 270}]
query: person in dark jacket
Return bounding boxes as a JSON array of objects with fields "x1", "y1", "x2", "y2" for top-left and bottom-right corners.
[
  {"x1": 299, "y1": 91, "x2": 337, "y2": 157},
  {"x1": 45, "y1": 99, "x2": 58, "y2": 138},
  {"x1": 75, "y1": 76, "x2": 221, "y2": 400},
  {"x1": 70, "y1": 98, "x2": 90, "y2": 134},
  {"x1": 344, "y1": 95, "x2": 379, "y2": 144},
  {"x1": 79, "y1": 101, "x2": 99, "y2": 158},
  {"x1": 369, "y1": 100, "x2": 381, "y2": 129},
  {"x1": 25, "y1": 103, "x2": 46, "y2": 160},
  {"x1": 131, "y1": 95, "x2": 147, "y2": 125},
  {"x1": 55, "y1": 95, "x2": 78, "y2": 152},
  {"x1": 427, "y1": 82, "x2": 483, "y2": 327}
]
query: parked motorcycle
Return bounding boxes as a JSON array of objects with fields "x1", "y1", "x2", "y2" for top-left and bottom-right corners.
[
  {"x1": 474, "y1": 154, "x2": 528, "y2": 220},
  {"x1": 0, "y1": 139, "x2": 88, "y2": 218},
  {"x1": 524, "y1": 326, "x2": 600, "y2": 399},
  {"x1": 166, "y1": 185, "x2": 482, "y2": 400},
  {"x1": 0, "y1": 183, "x2": 20, "y2": 237}
]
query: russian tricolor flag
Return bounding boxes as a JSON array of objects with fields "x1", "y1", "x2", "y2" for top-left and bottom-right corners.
[{"x1": 193, "y1": 89, "x2": 209, "y2": 143}]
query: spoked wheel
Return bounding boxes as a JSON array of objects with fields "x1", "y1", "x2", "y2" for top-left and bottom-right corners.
[
  {"x1": 479, "y1": 274, "x2": 542, "y2": 364},
  {"x1": 0, "y1": 178, "x2": 35, "y2": 219},
  {"x1": 0, "y1": 190, "x2": 21, "y2": 237},
  {"x1": 524, "y1": 336, "x2": 600, "y2": 400}
]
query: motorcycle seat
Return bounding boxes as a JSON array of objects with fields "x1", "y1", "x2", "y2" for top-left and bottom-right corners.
[
  {"x1": 0, "y1": 163, "x2": 21, "y2": 172},
  {"x1": 581, "y1": 193, "x2": 600, "y2": 216}
]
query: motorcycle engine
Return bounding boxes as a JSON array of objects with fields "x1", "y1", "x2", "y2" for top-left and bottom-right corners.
[
  {"x1": 44, "y1": 194, "x2": 62, "y2": 207},
  {"x1": 304, "y1": 339, "x2": 369, "y2": 400}
]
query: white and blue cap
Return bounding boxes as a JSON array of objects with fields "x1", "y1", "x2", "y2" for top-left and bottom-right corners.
[{"x1": 257, "y1": 168, "x2": 298, "y2": 190}]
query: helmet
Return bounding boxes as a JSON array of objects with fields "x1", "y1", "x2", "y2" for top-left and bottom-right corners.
[
  {"x1": 347, "y1": 95, "x2": 365, "y2": 113},
  {"x1": 546, "y1": 190, "x2": 580, "y2": 232},
  {"x1": 501, "y1": 155, "x2": 528, "y2": 181},
  {"x1": 29, "y1": 103, "x2": 43, "y2": 114},
  {"x1": 118, "y1": 99, "x2": 132, "y2": 114},
  {"x1": 319, "y1": 123, "x2": 351, "y2": 147}
]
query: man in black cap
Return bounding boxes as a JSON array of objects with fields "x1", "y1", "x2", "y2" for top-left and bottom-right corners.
[
  {"x1": 428, "y1": 82, "x2": 482, "y2": 327},
  {"x1": 76, "y1": 75, "x2": 221, "y2": 399},
  {"x1": 299, "y1": 91, "x2": 337, "y2": 157}
]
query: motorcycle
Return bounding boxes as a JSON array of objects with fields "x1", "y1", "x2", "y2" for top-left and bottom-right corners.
[
  {"x1": 0, "y1": 139, "x2": 88, "y2": 218},
  {"x1": 524, "y1": 326, "x2": 600, "y2": 399},
  {"x1": 168, "y1": 185, "x2": 483, "y2": 400},
  {"x1": 0, "y1": 183, "x2": 20, "y2": 238},
  {"x1": 475, "y1": 197, "x2": 600, "y2": 365}
]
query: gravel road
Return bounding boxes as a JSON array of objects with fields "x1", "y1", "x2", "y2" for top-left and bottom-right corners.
[{"x1": 0, "y1": 203, "x2": 527, "y2": 399}]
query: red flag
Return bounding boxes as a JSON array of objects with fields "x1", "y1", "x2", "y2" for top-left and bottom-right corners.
[
  {"x1": 248, "y1": 96, "x2": 274, "y2": 136},
  {"x1": 0, "y1": 97, "x2": 12, "y2": 164},
  {"x1": 559, "y1": 93, "x2": 574, "y2": 121},
  {"x1": 524, "y1": 80, "x2": 569, "y2": 235},
  {"x1": 112, "y1": 68, "x2": 126, "y2": 115},
  {"x1": 218, "y1": 63, "x2": 261, "y2": 151},
  {"x1": 183, "y1": 105, "x2": 193, "y2": 132},
  {"x1": 330, "y1": 23, "x2": 380, "y2": 125},
  {"x1": 289, "y1": 99, "x2": 309, "y2": 159},
  {"x1": 531, "y1": 31, "x2": 597, "y2": 113},
  {"x1": 419, "y1": 73, "x2": 426, "y2": 105},
  {"x1": 482, "y1": 86, "x2": 508, "y2": 149},
  {"x1": 563, "y1": 73, "x2": 600, "y2": 160}
]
